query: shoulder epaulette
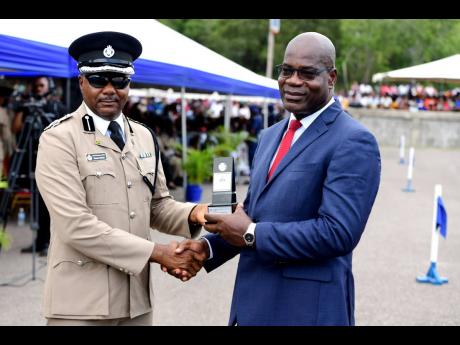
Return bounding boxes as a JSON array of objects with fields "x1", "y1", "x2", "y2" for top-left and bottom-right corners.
[
  {"x1": 44, "y1": 113, "x2": 74, "y2": 131},
  {"x1": 127, "y1": 117, "x2": 149, "y2": 129}
]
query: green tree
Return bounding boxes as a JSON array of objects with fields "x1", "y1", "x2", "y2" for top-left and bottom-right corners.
[
  {"x1": 158, "y1": 19, "x2": 341, "y2": 76},
  {"x1": 339, "y1": 19, "x2": 460, "y2": 86},
  {"x1": 159, "y1": 19, "x2": 460, "y2": 90}
]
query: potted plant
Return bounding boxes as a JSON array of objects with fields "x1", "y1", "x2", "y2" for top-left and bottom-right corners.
[
  {"x1": 210, "y1": 127, "x2": 249, "y2": 181},
  {"x1": 211, "y1": 126, "x2": 248, "y2": 156},
  {"x1": 182, "y1": 147, "x2": 213, "y2": 202}
]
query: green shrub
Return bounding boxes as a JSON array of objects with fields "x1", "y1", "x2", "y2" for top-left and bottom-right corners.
[{"x1": 182, "y1": 147, "x2": 214, "y2": 185}]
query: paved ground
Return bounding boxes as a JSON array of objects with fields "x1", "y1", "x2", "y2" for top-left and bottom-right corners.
[{"x1": 0, "y1": 146, "x2": 459, "y2": 325}]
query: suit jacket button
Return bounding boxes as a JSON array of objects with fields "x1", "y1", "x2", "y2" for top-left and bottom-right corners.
[
  {"x1": 77, "y1": 260, "x2": 83, "y2": 266},
  {"x1": 129, "y1": 211, "x2": 136, "y2": 219},
  {"x1": 121, "y1": 153, "x2": 127, "y2": 160},
  {"x1": 127, "y1": 181, "x2": 133, "y2": 188}
]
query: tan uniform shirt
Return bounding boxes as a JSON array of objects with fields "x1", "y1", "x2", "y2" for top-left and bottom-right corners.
[{"x1": 36, "y1": 103, "x2": 199, "y2": 319}]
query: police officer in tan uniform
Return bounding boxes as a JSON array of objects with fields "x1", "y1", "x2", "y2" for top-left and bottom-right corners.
[{"x1": 35, "y1": 31, "x2": 208, "y2": 326}]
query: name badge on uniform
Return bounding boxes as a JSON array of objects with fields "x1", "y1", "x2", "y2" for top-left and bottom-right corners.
[
  {"x1": 86, "y1": 153, "x2": 107, "y2": 161},
  {"x1": 139, "y1": 152, "x2": 153, "y2": 159}
]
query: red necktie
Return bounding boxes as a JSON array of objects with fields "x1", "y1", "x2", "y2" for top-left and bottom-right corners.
[{"x1": 267, "y1": 119, "x2": 302, "y2": 180}]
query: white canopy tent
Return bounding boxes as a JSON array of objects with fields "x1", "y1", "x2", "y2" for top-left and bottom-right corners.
[
  {"x1": 0, "y1": 19, "x2": 279, "y2": 195},
  {"x1": 0, "y1": 19, "x2": 278, "y2": 95},
  {"x1": 372, "y1": 54, "x2": 460, "y2": 83}
]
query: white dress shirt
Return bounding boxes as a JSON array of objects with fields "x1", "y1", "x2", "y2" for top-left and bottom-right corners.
[
  {"x1": 84, "y1": 103, "x2": 125, "y2": 140},
  {"x1": 269, "y1": 97, "x2": 335, "y2": 170}
]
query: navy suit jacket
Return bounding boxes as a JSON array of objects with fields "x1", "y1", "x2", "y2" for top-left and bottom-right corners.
[{"x1": 204, "y1": 100, "x2": 381, "y2": 325}]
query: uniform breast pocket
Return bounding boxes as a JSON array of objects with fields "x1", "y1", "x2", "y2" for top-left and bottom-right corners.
[{"x1": 78, "y1": 161, "x2": 119, "y2": 205}]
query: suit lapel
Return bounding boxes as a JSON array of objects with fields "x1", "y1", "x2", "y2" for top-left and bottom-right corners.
[
  {"x1": 259, "y1": 119, "x2": 288, "y2": 180},
  {"x1": 255, "y1": 100, "x2": 343, "y2": 202},
  {"x1": 250, "y1": 119, "x2": 288, "y2": 205},
  {"x1": 93, "y1": 130, "x2": 119, "y2": 152},
  {"x1": 122, "y1": 115, "x2": 134, "y2": 154},
  {"x1": 266, "y1": 117, "x2": 328, "y2": 183}
]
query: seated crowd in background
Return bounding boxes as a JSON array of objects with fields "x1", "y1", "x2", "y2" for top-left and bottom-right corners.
[
  {"x1": 4, "y1": 77, "x2": 459, "y2": 194},
  {"x1": 1, "y1": 78, "x2": 287, "y2": 192},
  {"x1": 338, "y1": 82, "x2": 460, "y2": 112},
  {"x1": 124, "y1": 95, "x2": 286, "y2": 188}
]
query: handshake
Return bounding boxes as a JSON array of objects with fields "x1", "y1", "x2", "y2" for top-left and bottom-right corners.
[
  {"x1": 150, "y1": 239, "x2": 209, "y2": 282},
  {"x1": 149, "y1": 203, "x2": 253, "y2": 282},
  {"x1": 150, "y1": 203, "x2": 210, "y2": 282}
]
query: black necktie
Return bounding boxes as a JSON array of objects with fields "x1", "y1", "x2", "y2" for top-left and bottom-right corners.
[{"x1": 108, "y1": 121, "x2": 125, "y2": 151}]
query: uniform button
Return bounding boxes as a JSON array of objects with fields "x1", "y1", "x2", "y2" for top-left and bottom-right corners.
[
  {"x1": 119, "y1": 267, "x2": 123, "y2": 271},
  {"x1": 129, "y1": 211, "x2": 136, "y2": 219},
  {"x1": 127, "y1": 181, "x2": 133, "y2": 188},
  {"x1": 96, "y1": 171, "x2": 102, "y2": 177},
  {"x1": 77, "y1": 260, "x2": 83, "y2": 266},
  {"x1": 128, "y1": 272, "x2": 133, "y2": 276},
  {"x1": 121, "y1": 153, "x2": 127, "y2": 160}
]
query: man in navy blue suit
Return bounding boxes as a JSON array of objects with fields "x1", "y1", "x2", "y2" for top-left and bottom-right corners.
[{"x1": 169, "y1": 32, "x2": 381, "y2": 325}]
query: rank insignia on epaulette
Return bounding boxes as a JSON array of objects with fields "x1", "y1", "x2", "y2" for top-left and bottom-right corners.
[
  {"x1": 139, "y1": 152, "x2": 153, "y2": 159},
  {"x1": 44, "y1": 113, "x2": 73, "y2": 131}
]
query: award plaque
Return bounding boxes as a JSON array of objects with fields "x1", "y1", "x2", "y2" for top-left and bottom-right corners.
[{"x1": 208, "y1": 157, "x2": 237, "y2": 214}]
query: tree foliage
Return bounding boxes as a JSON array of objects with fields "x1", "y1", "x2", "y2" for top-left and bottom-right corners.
[
  {"x1": 159, "y1": 19, "x2": 460, "y2": 90},
  {"x1": 339, "y1": 19, "x2": 460, "y2": 88}
]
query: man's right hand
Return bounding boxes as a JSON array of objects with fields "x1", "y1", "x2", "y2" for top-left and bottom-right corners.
[
  {"x1": 160, "y1": 239, "x2": 210, "y2": 281},
  {"x1": 150, "y1": 240, "x2": 207, "y2": 281}
]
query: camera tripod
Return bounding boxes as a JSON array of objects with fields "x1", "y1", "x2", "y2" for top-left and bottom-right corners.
[{"x1": 0, "y1": 99, "x2": 54, "y2": 286}]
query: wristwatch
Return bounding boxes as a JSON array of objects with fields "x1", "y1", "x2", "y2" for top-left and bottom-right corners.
[{"x1": 243, "y1": 223, "x2": 256, "y2": 247}]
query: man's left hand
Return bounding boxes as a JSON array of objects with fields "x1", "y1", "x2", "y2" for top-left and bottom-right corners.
[{"x1": 204, "y1": 205, "x2": 252, "y2": 247}]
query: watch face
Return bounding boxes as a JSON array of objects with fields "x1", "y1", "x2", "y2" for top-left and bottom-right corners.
[{"x1": 244, "y1": 233, "x2": 254, "y2": 242}]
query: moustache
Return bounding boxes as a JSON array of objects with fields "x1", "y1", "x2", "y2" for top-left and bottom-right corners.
[{"x1": 98, "y1": 97, "x2": 120, "y2": 102}]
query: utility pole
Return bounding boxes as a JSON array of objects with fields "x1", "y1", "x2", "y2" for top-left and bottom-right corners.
[
  {"x1": 265, "y1": 19, "x2": 279, "y2": 78},
  {"x1": 264, "y1": 19, "x2": 280, "y2": 128}
]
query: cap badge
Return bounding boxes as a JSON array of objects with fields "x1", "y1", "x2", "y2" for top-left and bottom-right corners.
[{"x1": 103, "y1": 45, "x2": 115, "y2": 58}]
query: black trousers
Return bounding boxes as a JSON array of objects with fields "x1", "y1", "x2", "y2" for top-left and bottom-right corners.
[{"x1": 36, "y1": 191, "x2": 50, "y2": 249}]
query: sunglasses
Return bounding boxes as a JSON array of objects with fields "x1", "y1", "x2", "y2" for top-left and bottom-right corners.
[
  {"x1": 85, "y1": 74, "x2": 131, "y2": 89},
  {"x1": 276, "y1": 64, "x2": 334, "y2": 81}
]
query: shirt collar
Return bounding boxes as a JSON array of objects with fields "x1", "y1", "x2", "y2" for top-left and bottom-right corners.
[
  {"x1": 289, "y1": 97, "x2": 335, "y2": 129},
  {"x1": 84, "y1": 103, "x2": 125, "y2": 137}
]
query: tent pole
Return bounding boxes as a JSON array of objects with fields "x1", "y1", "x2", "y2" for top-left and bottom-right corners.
[
  {"x1": 225, "y1": 94, "x2": 231, "y2": 131},
  {"x1": 263, "y1": 100, "x2": 268, "y2": 129},
  {"x1": 181, "y1": 87, "x2": 187, "y2": 201},
  {"x1": 65, "y1": 78, "x2": 71, "y2": 111}
]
